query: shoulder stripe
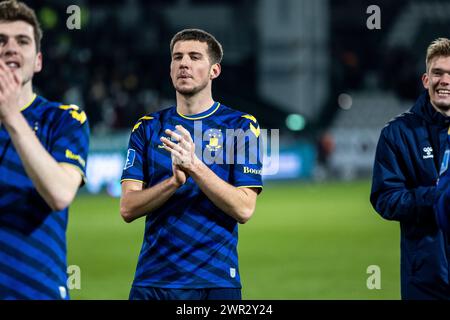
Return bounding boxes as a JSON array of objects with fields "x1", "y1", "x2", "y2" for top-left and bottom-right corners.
[
  {"x1": 132, "y1": 116, "x2": 154, "y2": 132},
  {"x1": 59, "y1": 104, "x2": 87, "y2": 124},
  {"x1": 59, "y1": 104, "x2": 80, "y2": 111},
  {"x1": 132, "y1": 122, "x2": 142, "y2": 132},
  {"x1": 241, "y1": 114, "x2": 257, "y2": 123},
  {"x1": 250, "y1": 123, "x2": 260, "y2": 138}
]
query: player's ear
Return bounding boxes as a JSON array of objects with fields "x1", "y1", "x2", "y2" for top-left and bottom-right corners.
[
  {"x1": 34, "y1": 52, "x2": 43, "y2": 73},
  {"x1": 210, "y1": 63, "x2": 221, "y2": 80},
  {"x1": 422, "y1": 72, "x2": 429, "y2": 89}
]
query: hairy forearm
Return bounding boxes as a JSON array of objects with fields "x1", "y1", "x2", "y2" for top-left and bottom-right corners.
[
  {"x1": 161, "y1": 125, "x2": 257, "y2": 223},
  {"x1": 187, "y1": 161, "x2": 256, "y2": 224},
  {"x1": 3, "y1": 113, "x2": 80, "y2": 211},
  {"x1": 120, "y1": 177, "x2": 181, "y2": 223}
]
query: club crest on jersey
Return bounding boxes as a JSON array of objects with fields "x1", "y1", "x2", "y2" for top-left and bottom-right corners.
[
  {"x1": 205, "y1": 129, "x2": 222, "y2": 152},
  {"x1": 124, "y1": 149, "x2": 136, "y2": 169}
]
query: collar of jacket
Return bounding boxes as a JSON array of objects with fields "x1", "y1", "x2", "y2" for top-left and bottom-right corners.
[{"x1": 412, "y1": 90, "x2": 450, "y2": 127}]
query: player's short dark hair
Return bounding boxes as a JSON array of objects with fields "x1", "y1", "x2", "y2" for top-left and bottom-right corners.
[
  {"x1": 426, "y1": 38, "x2": 450, "y2": 72},
  {"x1": 170, "y1": 28, "x2": 223, "y2": 65},
  {"x1": 0, "y1": 0, "x2": 42, "y2": 52}
]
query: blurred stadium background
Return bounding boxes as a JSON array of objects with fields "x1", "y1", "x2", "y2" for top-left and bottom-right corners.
[{"x1": 25, "y1": 0, "x2": 450, "y2": 299}]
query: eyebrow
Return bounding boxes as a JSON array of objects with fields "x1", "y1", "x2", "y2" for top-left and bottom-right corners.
[
  {"x1": 172, "y1": 51, "x2": 204, "y2": 57},
  {"x1": 16, "y1": 34, "x2": 32, "y2": 40},
  {"x1": 0, "y1": 33, "x2": 32, "y2": 41},
  {"x1": 431, "y1": 67, "x2": 450, "y2": 73}
]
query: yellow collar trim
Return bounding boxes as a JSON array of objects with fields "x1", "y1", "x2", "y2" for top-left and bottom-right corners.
[
  {"x1": 20, "y1": 94, "x2": 37, "y2": 112},
  {"x1": 177, "y1": 102, "x2": 220, "y2": 120}
]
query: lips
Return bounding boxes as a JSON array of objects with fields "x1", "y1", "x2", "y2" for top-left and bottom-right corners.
[
  {"x1": 177, "y1": 72, "x2": 192, "y2": 79},
  {"x1": 4, "y1": 60, "x2": 21, "y2": 69}
]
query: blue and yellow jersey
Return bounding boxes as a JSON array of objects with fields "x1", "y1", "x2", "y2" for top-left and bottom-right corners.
[
  {"x1": 0, "y1": 95, "x2": 90, "y2": 299},
  {"x1": 121, "y1": 102, "x2": 263, "y2": 289}
]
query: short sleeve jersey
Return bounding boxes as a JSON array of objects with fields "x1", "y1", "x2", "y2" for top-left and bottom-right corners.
[
  {"x1": 0, "y1": 95, "x2": 90, "y2": 299},
  {"x1": 121, "y1": 102, "x2": 263, "y2": 288}
]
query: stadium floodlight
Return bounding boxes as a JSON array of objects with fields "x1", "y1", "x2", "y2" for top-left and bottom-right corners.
[
  {"x1": 338, "y1": 93, "x2": 353, "y2": 110},
  {"x1": 286, "y1": 114, "x2": 305, "y2": 131}
]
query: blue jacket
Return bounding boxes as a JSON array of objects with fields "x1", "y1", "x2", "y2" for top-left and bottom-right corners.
[{"x1": 370, "y1": 91, "x2": 450, "y2": 300}]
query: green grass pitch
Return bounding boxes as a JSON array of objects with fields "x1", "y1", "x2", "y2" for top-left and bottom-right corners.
[{"x1": 67, "y1": 180, "x2": 400, "y2": 299}]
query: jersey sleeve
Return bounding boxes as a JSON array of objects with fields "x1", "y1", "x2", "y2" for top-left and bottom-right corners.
[
  {"x1": 232, "y1": 115, "x2": 263, "y2": 192},
  {"x1": 51, "y1": 105, "x2": 90, "y2": 182},
  {"x1": 121, "y1": 117, "x2": 148, "y2": 185}
]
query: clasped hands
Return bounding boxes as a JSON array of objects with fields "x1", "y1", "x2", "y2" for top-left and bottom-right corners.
[{"x1": 160, "y1": 124, "x2": 201, "y2": 174}]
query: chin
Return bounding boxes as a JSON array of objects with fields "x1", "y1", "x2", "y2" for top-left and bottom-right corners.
[
  {"x1": 176, "y1": 86, "x2": 197, "y2": 96},
  {"x1": 435, "y1": 102, "x2": 450, "y2": 113},
  {"x1": 176, "y1": 89, "x2": 194, "y2": 95}
]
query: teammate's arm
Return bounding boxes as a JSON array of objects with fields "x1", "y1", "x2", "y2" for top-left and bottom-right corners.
[
  {"x1": 0, "y1": 61, "x2": 81, "y2": 211},
  {"x1": 370, "y1": 129, "x2": 436, "y2": 223},
  {"x1": 161, "y1": 125, "x2": 258, "y2": 224}
]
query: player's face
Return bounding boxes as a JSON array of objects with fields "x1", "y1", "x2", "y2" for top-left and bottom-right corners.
[
  {"x1": 0, "y1": 20, "x2": 42, "y2": 86},
  {"x1": 170, "y1": 40, "x2": 219, "y2": 96},
  {"x1": 422, "y1": 56, "x2": 450, "y2": 113}
]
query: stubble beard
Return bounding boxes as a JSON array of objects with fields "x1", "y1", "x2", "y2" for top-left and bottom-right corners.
[{"x1": 175, "y1": 79, "x2": 208, "y2": 97}]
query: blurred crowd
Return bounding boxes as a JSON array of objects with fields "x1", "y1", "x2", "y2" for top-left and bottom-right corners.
[
  {"x1": 30, "y1": 0, "x2": 449, "y2": 136},
  {"x1": 33, "y1": 2, "x2": 175, "y2": 133}
]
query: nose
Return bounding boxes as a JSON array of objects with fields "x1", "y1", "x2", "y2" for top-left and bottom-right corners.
[
  {"x1": 179, "y1": 55, "x2": 190, "y2": 68},
  {"x1": 441, "y1": 72, "x2": 450, "y2": 85},
  {"x1": 2, "y1": 38, "x2": 19, "y2": 57}
]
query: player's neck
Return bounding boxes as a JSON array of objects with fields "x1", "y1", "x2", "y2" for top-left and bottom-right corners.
[
  {"x1": 17, "y1": 82, "x2": 35, "y2": 111},
  {"x1": 176, "y1": 92, "x2": 214, "y2": 116}
]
